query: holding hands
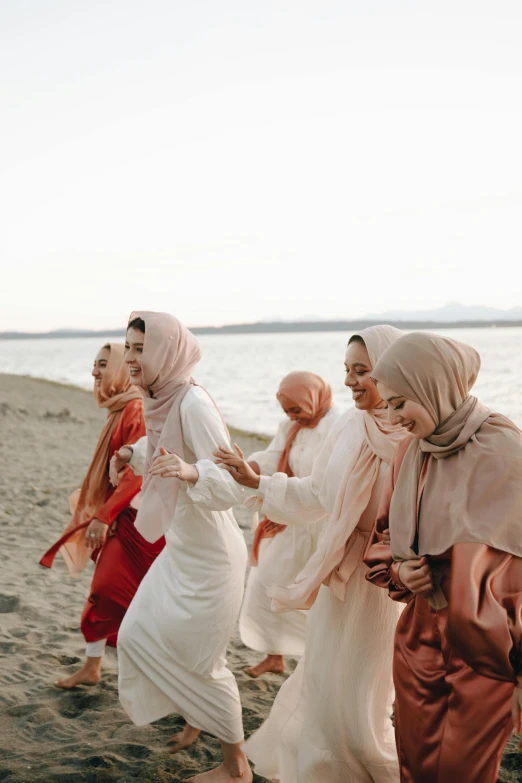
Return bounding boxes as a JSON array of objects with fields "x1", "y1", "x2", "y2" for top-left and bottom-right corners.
[
  {"x1": 150, "y1": 447, "x2": 199, "y2": 484},
  {"x1": 213, "y1": 444, "x2": 261, "y2": 489}
]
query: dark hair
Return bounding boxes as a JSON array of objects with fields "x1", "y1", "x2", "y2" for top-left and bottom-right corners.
[
  {"x1": 128, "y1": 316, "x2": 145, "y2": 333},
  {"x1": 348, "y1": 334, "x2": 365, "y2": 347}
]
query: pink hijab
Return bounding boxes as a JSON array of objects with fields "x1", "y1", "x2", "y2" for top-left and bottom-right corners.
[
  {"x1": 251, "y1": 372, "x2": 333, "y2": 565},
  {"x1": 275, "y1": 371, "x2": 333, "y2": 480},
  {"x1": 131, "y1": 311, "x2": 202, "y2": 543},
  {"x1": 268, "y1": 325, "x2": 408, "y2": 610}
]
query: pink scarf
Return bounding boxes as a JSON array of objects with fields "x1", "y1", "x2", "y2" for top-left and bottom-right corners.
[{"x1": 131, "y1": 311, "x2": 203, "y2": 543}]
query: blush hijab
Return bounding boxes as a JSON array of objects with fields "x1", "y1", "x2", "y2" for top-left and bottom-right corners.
[
  {"x1": 268, "y1": 325, "x2": 408, "y2": 610},
  {"x1": 250, "y1": 372, "x2": 333, "y2": 565},
  {"x1": 371, "y1": 331, "x2": 522, "y2": 561},
  {"x1": 130, "y1": 311, "x2": 229, "y2": 543}
]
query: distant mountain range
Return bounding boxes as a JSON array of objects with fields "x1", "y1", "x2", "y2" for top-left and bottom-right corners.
[
  {"x1": 1, "y1": 303, "x2": 521, "y2": 339},
  {"x1": 362, "y1": 302, "x2": 522, "y2": 322}
]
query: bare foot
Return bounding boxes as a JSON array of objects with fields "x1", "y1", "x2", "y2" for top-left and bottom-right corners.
[
  {"x1": 245, "y1": 654, "x2": 285, "y2": 678},
  {"x1": 169, "y1": 723, "x2": 200, "y2": 754},
  {"x1": 188, "y1": 760, "x2": 253, "y2": 782},
  {"x1": 54, "y1": 665, "x2": 101, "y2": 689}
]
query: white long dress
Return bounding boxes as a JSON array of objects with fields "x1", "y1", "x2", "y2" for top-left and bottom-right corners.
[
  {"x1": 117, "y1": 385, "x2": 248, "y2": 745},
  {"x1": 240, "y1": 407, "x2": 341, "y2": 658},
  {"x1": 192, "y1": 409, "x2": 401, "y2": 783}
]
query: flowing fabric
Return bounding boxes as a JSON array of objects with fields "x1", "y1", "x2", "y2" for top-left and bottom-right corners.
[
  {"x1": 129, "y1": 311, "x2": 227, "y2": 543},
  {"x1": 251, "y1": 371, "x2": 333, "y2": 565},
  {"x1": 268, "y1": 325, "x2": 407, "y2": 610},
  {"x1": 40, "y1": 344, "x2": 142, "y2": 576},
  {"x1": 371, "y1": 331, "x2": 522, "y2": 561}
]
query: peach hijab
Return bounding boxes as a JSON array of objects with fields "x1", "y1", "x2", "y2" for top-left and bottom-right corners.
[
  {"x1": 251, "y1": 372, "x2": 333, "y2": 565},
  {"x1": 269, "y1": 325, "x2": 408, "y2": 611},
  {"x1": 42, "y1": 344, "x2": 142, "y2": 576},
  {"x1": 371, "y1": 331, "x2": 522, "y2": 561},
  {"x1": 130, "y1": 311, "x2": 204, "y2": 543}
]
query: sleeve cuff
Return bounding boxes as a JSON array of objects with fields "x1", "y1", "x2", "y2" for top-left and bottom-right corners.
[
  {"x1": 258, "y1": 476, "x2": 270, "y2": 498},
  {"x1": 390, "y1": 561, "x2": 409, "y2": 592},
  {"x1": 185, "y1": 459, "x2": 215, "y2": 505}
]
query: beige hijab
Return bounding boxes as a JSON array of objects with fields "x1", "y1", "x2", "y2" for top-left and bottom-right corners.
[
  {"x1": 372, "y1": 332, "x2": 522, "y2": 562},
  {"x1": 269, "y1": 325, "x2": 408, "y2": 610},
  {"x1": 131, "y1": 311, "x2": 211, "y2": 543}
]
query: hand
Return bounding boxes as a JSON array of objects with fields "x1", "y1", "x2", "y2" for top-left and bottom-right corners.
[
  {"x1": 150, "y1": 447, "x2": 199, "y2": 484},
  {"x1": 213, "y1": 444, "x2": 261, "y2": 489},
  {"x1": 397, "y1": 557, "x2": 434, "y2": 596},
  {"x1": 109, "y1": 447, "x2": 133, "y2": 486},
  {"x1": 512, "y1": 687, "x2": 522, "y2": 749},
  {"x1": 248, "y1": 461, "x2": 261, "y2": 476},
  {"x1": 263, "y1": 521, "x2": 286, "y2": 535},
  {"x1": 85, "y1": 518, "x2": 108, "y2": 550},
  {"x1": 381, "y1": 528, "x2": 391, "y2": 546}
]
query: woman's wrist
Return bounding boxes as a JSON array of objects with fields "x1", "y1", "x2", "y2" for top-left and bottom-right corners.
[{"x1": 390, "y1": 561, "x2": 409, "y2": 591}]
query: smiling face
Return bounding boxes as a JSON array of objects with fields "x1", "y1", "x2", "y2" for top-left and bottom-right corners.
[
  {"x1": 277, "y1": 393, "x2": 308, "y2": 422},
  {"x1": 344, "y1": 339, "x2": 383, "y2": 411},
  {"x1": 377, "y1": 381, "x2": 437, "y2": 439},
  {"x1": 91, "y1": 346, "x2": 111, "y2": 390},
  {"x1": 125, "y1": 327, "x2": 145, "y2": 386}
]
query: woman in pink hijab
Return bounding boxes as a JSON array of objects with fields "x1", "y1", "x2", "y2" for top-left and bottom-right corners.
[
  {"x1": 111, "y1": 313, "x2": 250, "y2": 783},
  {"x1": 192, "y1": 326, "x2": 409, "y2": 783},
  {"x1": 239, "y1": 371, "x2": 341, "y2": 678}
]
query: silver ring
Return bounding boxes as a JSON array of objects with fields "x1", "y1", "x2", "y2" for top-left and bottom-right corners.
[
  {"x1": 89, "y1": 533, "x2": 96, "y2": 538},
  {"x1": 175, "y1": 470, "x2": 179, "y2": 478}
]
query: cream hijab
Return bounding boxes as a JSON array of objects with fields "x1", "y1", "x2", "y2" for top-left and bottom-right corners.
[
  {"x1": 372, "y1": 332, "x2": 522, "y2": 561},
  {"x1": 131, "y1": 311, "x2": 203, "y2": 543},
  {"x1": 268, "y1": 325, "x2": 408, "y2": 610}
]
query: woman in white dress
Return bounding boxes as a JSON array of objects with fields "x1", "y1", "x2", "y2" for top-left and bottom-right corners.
[
  {"x1": 110, "y1": 312, "x2": 250, "y2": 783},
  {"x1": 209, "y1": 326, "x2": 410, "y2": 783},
  {"x1": 239, "y1": 372, "x2": 341, "y2": 678}
]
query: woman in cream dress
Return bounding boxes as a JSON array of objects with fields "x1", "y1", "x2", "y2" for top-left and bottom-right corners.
[
  {"x1": 240, "y1": 372, "x2": 341, "y2": 677},
  {"x1": 110, "y1": 312, "x2": 250, "y2": 783},
  {"x1": 200, "y1": 326, "x2": 409, "y2": 783}
]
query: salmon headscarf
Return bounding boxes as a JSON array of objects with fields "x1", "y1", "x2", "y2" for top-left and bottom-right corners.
[
  {"x1": 42, "y1": 344, "x2": 142, "y2": 576},
  {"x1": 268, "y1": 325, "x2": 408, "y2": 610},
  {"x1": 251, "y1": 372, "x2": 333, "y2": 565},
  {"x1": 131, "y1": 311, "x2": 227, "y2": 543},
  {"x1": 372, "y1": 332, "x2": 522, "y2": 565}
]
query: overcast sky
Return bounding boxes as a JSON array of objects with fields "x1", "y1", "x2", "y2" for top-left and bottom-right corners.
[{"x1": 2, "y1": 0, "x2": 522, "y2": 332}]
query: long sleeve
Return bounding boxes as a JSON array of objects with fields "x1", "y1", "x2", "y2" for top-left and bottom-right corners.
[
  {"x1": 364, "y1": 437, "x2": 413, "y2": 603},
  {"x1": 447, "y1": 543, "x2": 522, "y2": 686},
  {"x1": 96, "y1": 400, "x2": 146, "y2": 526},
  {"x1": 254, "y1": 414, "x2": 347, "y2": 527},
  {"x1": 183, "y1": 392, "x2": 250, "y2": 510},
  {"x1": 247, "y1": 420, "x2": 291, "y2": 475},
  {"x1": 129, "y1": 436, "x2": 148, "y2": 476}
]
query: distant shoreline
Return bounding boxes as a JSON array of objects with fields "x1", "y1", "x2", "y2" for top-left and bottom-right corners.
[{"x1": 2, "y1": 319, "x2": 522, "y2": 340}]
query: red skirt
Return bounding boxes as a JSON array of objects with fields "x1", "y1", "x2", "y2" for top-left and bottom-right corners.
[{"x1": 81, "y1": 509, "x2": 165, "y2": 647}]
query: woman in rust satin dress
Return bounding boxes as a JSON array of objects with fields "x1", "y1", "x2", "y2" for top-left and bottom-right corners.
[
  {"x1": 41, "y1": 343, "x2": 164, "y2": 689},
  {"x1": 364, "y1": 331, "x2": 522, "y2": 783}
]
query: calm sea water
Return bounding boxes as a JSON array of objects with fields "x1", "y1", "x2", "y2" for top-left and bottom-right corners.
[{"x1": 1, "y1": 328, "x2": 521, "y2": 435}]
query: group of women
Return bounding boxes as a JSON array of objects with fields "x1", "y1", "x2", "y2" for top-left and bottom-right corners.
[{"x1": 40, "y1": 310, "x2": 522, "y2": 783}]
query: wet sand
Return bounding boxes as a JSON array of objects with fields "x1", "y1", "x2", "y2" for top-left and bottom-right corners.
[{"x1": 0, "y1": 374, "x2": 520, "y2": 782}]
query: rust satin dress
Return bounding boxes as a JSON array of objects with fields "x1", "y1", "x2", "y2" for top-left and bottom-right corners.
[
  {"x1": 41, "y1": 399, "x2": 165, "y2": 647},
  {"x1": 364, "y1": 438, "x2": 522, "y2": 783}
]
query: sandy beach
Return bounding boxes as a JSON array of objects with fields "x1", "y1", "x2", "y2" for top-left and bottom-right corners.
[{"x1": 0, "y1": 373, "x2": 521, "y2": 783}]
